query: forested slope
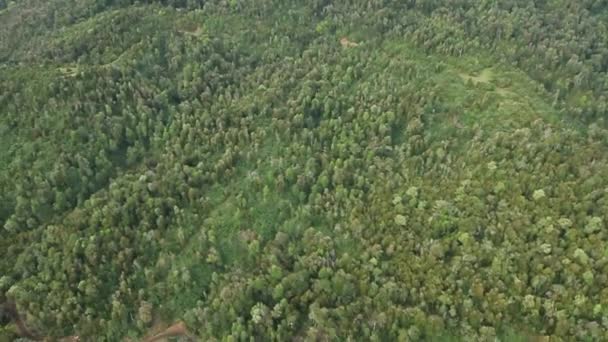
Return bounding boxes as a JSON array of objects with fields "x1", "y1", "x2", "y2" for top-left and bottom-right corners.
[{"x1": 1, "y1": 0, "x2": 608, "y2": 340}]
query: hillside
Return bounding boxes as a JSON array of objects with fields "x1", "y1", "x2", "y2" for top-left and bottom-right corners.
[{"x1": 1, "y1": 0, "x2": 608, "y2": 340}]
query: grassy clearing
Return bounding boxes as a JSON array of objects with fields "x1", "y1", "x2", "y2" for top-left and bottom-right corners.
[
  {"x1": 458, "y1": 67, "x2": 494, "y2": 84},
  {"x1": 386, "y1": 43, "x2": 561, "y2": 135}
]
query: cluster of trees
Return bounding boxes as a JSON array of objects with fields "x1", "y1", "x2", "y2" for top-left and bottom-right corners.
[{"x1": 1, "y1": 0, "x2": 608, "y2": 340}]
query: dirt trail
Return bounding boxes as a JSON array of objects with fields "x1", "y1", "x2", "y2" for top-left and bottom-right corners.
[
  {"x1": 340, "y1": 37, "x2": 359, "y2": 48},
  {"x1": 140, "y1": 321, "x2": 194, "y2": 342},
  {"x1": 2, "y1": 301, "x2": 194, "y2": 341},
  {"x1": 179, "y1": 26, "x2": 204, "y2": 37}
]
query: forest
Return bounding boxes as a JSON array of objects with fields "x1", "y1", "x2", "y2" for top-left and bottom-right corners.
[{"x1": 1, "y1": 0, "x2": 608, "y2": 340}]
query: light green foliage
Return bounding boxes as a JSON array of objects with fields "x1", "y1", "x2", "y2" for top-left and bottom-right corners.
[
  {"x1": 532, "y1": 189, "x2": 546, "y2": 201},
  {"x1": 574, "y1": 248, "x2": 590, "y2": 265},
  {"x1": 394, "y1": 214, "x2": 407, "y2": 226},
  {"x1": 585, "y1": 217, "x2": 603, "y2": 234},
  {"x1": 582, "y1": 271, "x2": 594, "y2": 286},
  {"x1": 539, "y1": 243, "x2": 552, "y2": 255},
  {"x1": 1, "y1": 0, "x2": 608, "y2": 341}
]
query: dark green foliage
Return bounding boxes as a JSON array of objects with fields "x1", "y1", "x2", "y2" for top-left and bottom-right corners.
[{"x1": 2, "y1": 0, "x2": 608, "y2": 341}]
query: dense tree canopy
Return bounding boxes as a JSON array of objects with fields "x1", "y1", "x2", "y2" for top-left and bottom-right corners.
[{"x1": 1, "y1": 0, "x2": 608, "y2": 340}]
